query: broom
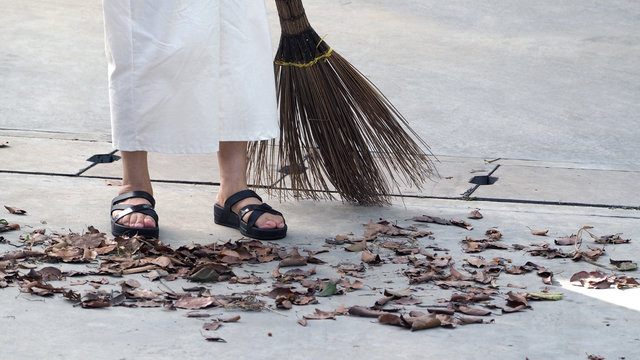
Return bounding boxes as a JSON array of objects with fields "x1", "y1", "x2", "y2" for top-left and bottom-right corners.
[{"x1": 248, "y1": 0, "x2": 436, "y2": 205}]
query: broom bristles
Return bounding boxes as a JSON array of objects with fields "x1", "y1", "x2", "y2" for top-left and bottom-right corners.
[{"x1": 248, "y1": 0, "x2": 436, "y2": 205}]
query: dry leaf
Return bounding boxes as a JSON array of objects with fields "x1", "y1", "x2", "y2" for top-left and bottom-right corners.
[
  {"x1": 378, "y1": 313, "x2": 409, "y2": 328},
  {"x1": 174, "y1": 296, "x2": 218, "y2": 310},
  {"x1": 348, "y1": 306, "x2": 388, "y2": 318},
  {"x1": 554, "y1": 235, "x2": 578, "y2": 246},
  {"x1": 409, "y1": 315, "x2": 441, "y2": 331},
  {"x1": 303, "y1": 308, "x2": 337, "y2": 320},
  {"x1": 528, "y1": 228, "x2": 549, "y2": 236},
  {"x1": 4, "y1": 206, "x2": 26, "y2": 215},
  {"x1": 361, "y1": 250, "x2": 381, "y2": 264},
  {"x1": 202, "y1": 321, "x2": 221, "y2": 331},
  {"x1": 0, "y1": 223, "x2": 20, "y2": 233}
]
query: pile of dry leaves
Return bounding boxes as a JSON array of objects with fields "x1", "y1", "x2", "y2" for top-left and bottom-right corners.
[{"x1": 1, "y1": 207, "x2": 638, "y2": 340}]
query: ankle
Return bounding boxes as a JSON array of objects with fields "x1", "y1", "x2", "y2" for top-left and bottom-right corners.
[{"x1": 119, "y1": 183, "x2": 154, "y2": 197}]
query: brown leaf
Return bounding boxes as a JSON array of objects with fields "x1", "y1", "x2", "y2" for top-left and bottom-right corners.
[
  {"x1": 338, "y1": 278, "x2": 364, "y2": 291},
  {"x1": 127, "y1": 288, "x2": 158, "y2": 300},
  {"x1": 37, "y1": 266, "x2": 64, "y2": 281},
  {"x1": 616, "y1": 276, "x2": 639, "y2": 289},
  {"x1": 202, "y1": 335, "x2": 226, "y2": 343},
  {"x1": 384, "y1": 288, "x2": 412, "y2": 298},
  {"x1": 456, "y1": 305, "x2": 491, "y2": 316},
  {"x1": 413, "y1": 215, "x2": 450, "y2": 225},
  {"x1": 467, "y1": 210, "x2": 483, "y2": 219},
  {"x1": 174, "y1": 296, "x2": 219, "y2": 310},
  {"x1": 186, "y1": 313, "x2": 210, "y2": 318},
  {"x1": 230, "y1": 276, "x2": 264, "y2": 285},
  {"x1": 529, "y1": 228, "x2": 549, "y2": 236},
  {"x1": 348, "y1": 306, "x2": 387, "y2": 318},
  {"x1": 457, "y1": 317, "x2": 485, "y2": 325},
  {"x1": 409, "y1": 315, "x2": 441, "y2": 331},
  {"x1": 464, "y1": 241, "x2": 485, "y2": 253},
  {"x1": 151, "y1": 256, "x2": 172, "y2": 268},
  {"x1": 266, "y1": 287, "x2": 296, "y2": 300},
  {"x1": 0, "y1": 223, "x2": 21, "y2": 233},
  {"x1": 46, "y1": 247, "x2": 84, "y2": 262},
  {"x1": 434, "y1": 314, "x2": 456, "y2": 328},
  {"x1": 298, "y1": 318, "x2": 307, "y2": 327},
  {"x1": 466, "y1": 256, "x2": 488, "y2": 268},
  {"x1": 449, "y1": 266, "x2": 471, "y2": 281},
  {"x1": 506, "y1": 291, "x2": 530, "y2": 308},
  {"x1": 218, "y1": 315, "x2": 240, "y2": 323},
  {"x1": 451, "y1": 219, "x2": 473, "y2": 230},
  {"x1": 554, "y1": 235, "x2": 578, "y2": 246},
  {"x1": 294, "y1": 296, "x2": 317, "y2": 306},
  {"x1": 502, "y1": 304, "x2": 527, "y2": 313},
  {"x1": 81, "y1": 291, "x2": 113, "y2": 308},
  {"x1": 392, "y1": 296, "x2": 422, "y2": 306},
  {"x1": 345, "y1": 241, "x2": 367, "y2": 252},
  {"x1": 202, "y1": 321, "x2": 221, "y2": 331},
  {"x1": 507, "y1": 283, "x2": 527, "y2": 289},
  {"x1": 429, "y1": 255, "x2": 449, "y2": 268},
  {"x1": 570, "y1": 271, "x2": 603, "y2": 285},
  {"x1": 279, "y1": 248, "x2": 308, "y2": 267},
  {"x1": 361, "y1": 250, "x2": 381, "y2": 264},
  {"x1": 378, "y1": 314, "x2": 409, "y2": 328},
  {"x1": 591, "y1": 233, "x2": 631, "y2": 244},
  {"x1": 485, "y1": 229, "x2": 502, "y2": 240},
  {"x1": 4, "y1": 206, "x2": 26, "y2": 215},
  {"x1": 303, "y1": 308, "x2": 336, "y2": 320}
]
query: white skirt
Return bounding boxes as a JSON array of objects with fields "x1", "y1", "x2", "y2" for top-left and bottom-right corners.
[{"x1": 103, "y1": 0, "x2": 279, "y2": 153}]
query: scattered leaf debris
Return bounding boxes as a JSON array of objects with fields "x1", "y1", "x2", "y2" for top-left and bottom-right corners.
[{"x1": 0, "y1": 217, "x2": 636, "y2": 342}]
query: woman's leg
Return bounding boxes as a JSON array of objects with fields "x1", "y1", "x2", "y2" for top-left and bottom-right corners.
[
  {"x1": 215, "y1": 141, "x2": 285, "y2": 229},
  {"x1": 113, "y1": 151, "x2": 156, "y2": 229}
]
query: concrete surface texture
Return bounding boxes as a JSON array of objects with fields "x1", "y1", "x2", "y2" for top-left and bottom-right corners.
[{"x1": 1, "y1": 0, "x2": 639, "y2": 359}]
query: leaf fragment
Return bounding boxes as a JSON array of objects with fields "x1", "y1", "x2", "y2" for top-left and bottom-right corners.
[
  {"x1": 317, "y1": 281, "x2": 338, "y2": 297},
  {"x1": 609, "y1": 259, "x2": 637, "y2": 272},
  {"x1": 189, "y1": 267, "x2": 220, "y2": 283},
  {"x1": 528, "y1": 228, "x2": 548, "y2": 236},
  {"x1": 467, "y1": 210, "x2": 483, "y2": 219},
  {"x1": 4, "y1": 206, "x2": 26, "y2": 215},
  {"x1": 527, "y1": 292, "x2": 563, "y2": 301},
  {"x1": 409, "y1": 315, "x2": 441, "y2": 331}
]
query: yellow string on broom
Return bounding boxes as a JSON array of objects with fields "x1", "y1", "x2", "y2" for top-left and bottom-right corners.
[{"x1": 274, "y1": 34, "x2": 333, "y2": 67}]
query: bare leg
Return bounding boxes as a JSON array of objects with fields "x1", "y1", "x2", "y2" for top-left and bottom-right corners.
[
  {"x1": 215, "y1": 141, "x2": 285, "y2": 229},
  {"x1": 112, "y1": 151, "x2": 156, "y2": 229}
]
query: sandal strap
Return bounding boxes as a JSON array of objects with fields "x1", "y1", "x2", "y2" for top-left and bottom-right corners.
[
  {"x1": 112, "y1": 191, "x2": 156, "y2": 208},
  {"x1": 239, "y1": 203, "x2": 284, "y2": 229},
  {"x1": 223, "y1": 190, "x2": 262, "y2": 210},
  {"x1": 112, "y1": 203, "x2": 158, "y2": 223}
]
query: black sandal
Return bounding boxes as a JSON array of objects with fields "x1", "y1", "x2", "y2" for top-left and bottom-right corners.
[
  {"x1": 111, "y1": 191, "x2": 159, "y2": 238},
  {"x1": 213, "y1": 190, "x2": 287, "y2": 240}
]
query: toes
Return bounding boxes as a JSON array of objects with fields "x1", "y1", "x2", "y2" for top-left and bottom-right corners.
[
  {"x1": 115, "y1": 212, "x2": 155, "y2": 228},
  {"x1": 143, "y1": 217, "x2": 156, "y2": 228},
  {"x1": 255, "y1": 214, "x2": 285, "y2": 230},
  {"x1": 258, "y1": 220, "x2": 277, "y2": 230},
  {"x1": 117, "y1": 214, "x2": 132, "y2": 227}
]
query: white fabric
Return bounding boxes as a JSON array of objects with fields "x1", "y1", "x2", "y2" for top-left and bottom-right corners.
[{"x1": 103, "y1": 0, "x2": 279, "y2": 153}]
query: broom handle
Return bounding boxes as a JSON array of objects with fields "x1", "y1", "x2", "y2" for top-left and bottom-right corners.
[{"x1": 275, "y1": 0, "x2": 311, "y2": 35}]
